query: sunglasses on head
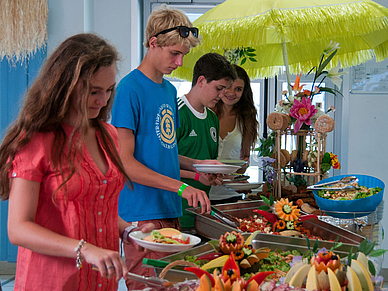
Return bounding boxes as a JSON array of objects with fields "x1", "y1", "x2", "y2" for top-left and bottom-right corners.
[{"x1": 154, "y1": 26, "x2": 199, "y2": 38}]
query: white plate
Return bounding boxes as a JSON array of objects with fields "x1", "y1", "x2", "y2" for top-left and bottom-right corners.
[
  {"x1": 224, "y1": 182, "x2": 263, "y2": 191},
  {"x1": 128, "y1": 231, "x2": 201, "y2": 253},
  {"x1": 193, "y1": 164, "x2": 241, "y2": 174},
  {"x1": 218, "y1": 159, "x2": 247, "y2": 166}
]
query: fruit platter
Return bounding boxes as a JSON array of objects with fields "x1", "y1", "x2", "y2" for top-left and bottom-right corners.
[{"x1": 143, "y1": 230, "x2": 386, "y2": 291}]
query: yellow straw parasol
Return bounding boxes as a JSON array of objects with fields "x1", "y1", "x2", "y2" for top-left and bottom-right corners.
[
  {"x1": 171, "y1": 0, "x2": 388, "y2": 81},
  {"x1": 0, "y1": 0, "x2": 48, "y2": 63}
]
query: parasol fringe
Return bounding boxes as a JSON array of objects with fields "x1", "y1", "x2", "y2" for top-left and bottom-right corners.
[
  {"x1": 169, "y1": 0, "x2": 388, "y2": 80},
  {"x1": 194, "y1": 0, "x2": 388, "y2": 50},
  {"x1": 0, "y1": 0, "x2": 48, "y2": 64},
  {"x1": 374, "y1": 40, "x2": 388, "y2": 62}
]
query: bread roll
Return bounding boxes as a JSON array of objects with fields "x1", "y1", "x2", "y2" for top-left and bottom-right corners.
[
  {"x1": 267, "y1": 112, "x2": 284, "y2": 130},
  {"x1": 280, "y1": 114, "x2": 290, "y2": 131},
  {"x1": 281, "y1": 149, "x2": 291, "y2": 165},
  {"x1": 314, "y1": 114, "x2": 335, "y2": 133}
]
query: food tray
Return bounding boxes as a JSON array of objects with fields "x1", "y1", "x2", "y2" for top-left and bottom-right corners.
[
  {"x1": 148, "y1": 230, "x2": 359, "y2": 282},
  {"x1": 186, "y1": 200, "x2": 365, "y2": 246}
]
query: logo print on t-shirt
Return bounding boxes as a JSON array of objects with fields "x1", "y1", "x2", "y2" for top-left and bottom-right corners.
[
  {"x1": 189, "y1": 129, "x2": 197, "y2": 137},
  {"x1": 210, "y1": 127, "x2": 217, "y2": 142},
  {"x1": 155, "y1": 103, "x2": 176, "y2": 149}
]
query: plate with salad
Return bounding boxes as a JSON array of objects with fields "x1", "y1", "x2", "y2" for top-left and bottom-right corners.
[
  {"x1": 313, "y1": 174, "x2": 385, "y2": 218},
  {"x1": 129, "y1": 228, "x2": 201, "y2": 252}
]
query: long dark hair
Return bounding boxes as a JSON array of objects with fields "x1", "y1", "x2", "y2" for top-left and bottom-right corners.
[
  {"x1": 0, "y1": 33, "x2": 132, "y2": 201},
  {"x1": 213, "y1": 65, "x2": 259, "y2": 159}
]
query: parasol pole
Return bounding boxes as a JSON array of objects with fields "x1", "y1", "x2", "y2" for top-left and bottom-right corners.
[{"x1": 280, "y1": 36, "x2": 293, "y2": 94}]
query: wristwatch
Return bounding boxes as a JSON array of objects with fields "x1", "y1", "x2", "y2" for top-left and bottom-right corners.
[{"x1": 122, "y1": 225, "x2": 137, "y2": 243}]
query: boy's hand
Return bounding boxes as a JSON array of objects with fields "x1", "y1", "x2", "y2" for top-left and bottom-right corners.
[
  {"x1": 181, "y1": 185, "x2": 211, "y2": 214},
  {"x1": 199, "y1": 173, "x2": 223, "y2": 186}
]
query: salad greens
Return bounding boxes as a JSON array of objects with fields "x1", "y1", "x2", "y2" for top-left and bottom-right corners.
[{"x1": 317, "y1": 185, "x2": 382, "y2": 200}]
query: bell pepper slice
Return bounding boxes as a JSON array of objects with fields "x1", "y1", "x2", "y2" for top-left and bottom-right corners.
[
  {"x1": 222, "y1": 252, "x2": 240, "y2": 281},
  {"x1": 184, "y1": 267, "x2": 215, "y2": 287},
  {"x1": 245, "y1": 271, "x2": 275, "y2": 286},
  {"x1": 195, "y1": 252, "x2": 223, "y2": 262},
  {"x1": 253, "y1": 209, "x2": 278, "y2": 224},
  {"x1": 272, "y1": 221, "x2": 278, "y2": 232},
  {"x1": 299, "y1": 214, "x2": 318, "y2": 222}
]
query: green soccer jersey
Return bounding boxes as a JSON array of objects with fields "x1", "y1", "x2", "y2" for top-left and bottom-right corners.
[{"x1": 177, "y1": 95, "x2": 219, "y2": 228}]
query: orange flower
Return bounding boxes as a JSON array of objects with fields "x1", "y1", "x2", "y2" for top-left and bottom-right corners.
[
  {"x1": 292, "y1": 72, "x2": 306, "y2": 93},
  {"x1": 332, "y1": 159, "x2": 341, "y2": 169}
]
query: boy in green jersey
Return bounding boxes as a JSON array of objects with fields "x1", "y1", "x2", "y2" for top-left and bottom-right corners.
[{"x1": 177, "y1": 53, "x2": 237, "y2": 230}]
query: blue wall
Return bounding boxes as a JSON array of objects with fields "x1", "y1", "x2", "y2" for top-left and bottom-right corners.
[{"x1": 0, "y1": 50, "x2": 46, "y2": 262}]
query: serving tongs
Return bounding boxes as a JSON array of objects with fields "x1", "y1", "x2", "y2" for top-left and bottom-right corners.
[
  {"x1": 92, "y1": 265, "x2": 172, "y2": 287},
  {"x1": 307, "y1": 176, "x2": 359, "y2": 191},
  {"x1": 210, "y1": 205, "x2": 240, "y2": 228}
]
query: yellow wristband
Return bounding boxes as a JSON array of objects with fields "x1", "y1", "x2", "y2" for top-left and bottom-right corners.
[{"x1": 178, "y1": 183, "x2": 188, "y2": 197}]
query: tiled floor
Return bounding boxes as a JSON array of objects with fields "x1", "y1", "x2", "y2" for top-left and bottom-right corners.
[{"x1": 0, "y1": 261, "x2": 128, "y2": 291}]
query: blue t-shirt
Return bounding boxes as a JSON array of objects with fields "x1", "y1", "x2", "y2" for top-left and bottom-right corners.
[{"x1": 111, "y1": 69, "x2": 182, "y2": 222}]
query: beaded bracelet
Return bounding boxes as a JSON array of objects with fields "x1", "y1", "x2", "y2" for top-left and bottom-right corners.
[
  {"x1": 177, "y1": 183, "x2": 188, "y2": 197},
  {"x1": 121, "y1": 225, "x2": 137, "y2": 244},
  {"x1": 75, "y1": 239, "x2": 86, "y2": 269}
]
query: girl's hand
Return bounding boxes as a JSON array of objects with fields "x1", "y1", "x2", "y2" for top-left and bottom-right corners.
[
  {"x1": 81, "y1": 243, "x2": 128, "y2": 282},
  {"x1": 127, "y1": 223, "x2": 155, "y2": 251}
]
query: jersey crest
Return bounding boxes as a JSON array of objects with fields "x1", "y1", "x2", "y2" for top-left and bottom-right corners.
[
  {"x1": 155, "y1": 103, "x2": 177, "y2": 149},
  {"x1": 210, "y1": 126, "x2": 217, "y2": 142}
]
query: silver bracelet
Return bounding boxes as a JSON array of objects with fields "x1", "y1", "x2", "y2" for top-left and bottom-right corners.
[
  {"x1": 75, "y1": 239, "x2": 86, "y2": 269},
  {"x1": 122, "y1": 225, "x2": 137, "y2": 244}
]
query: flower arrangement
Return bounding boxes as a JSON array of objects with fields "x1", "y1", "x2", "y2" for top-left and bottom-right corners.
[
  {"x1": 257, "y1": 42, "x2": 346, "y2": 191},
  {"x1": 275, "y1": 41, "x2": 346, "y2": 132}
]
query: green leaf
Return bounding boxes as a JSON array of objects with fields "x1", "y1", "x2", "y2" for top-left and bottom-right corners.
[
  {"x1": 249, "y1": 57, "x2": 257, "y2": 62},
  {"x1": 312, "y1": 239, "x2": 319, "y2": 253},
  {"x1": 317, "y1": 50, "x2": 337, "y2": 76},
  {"x1": 322, "y1": 152, "x2": 331, "y2": 163},
  {"x1": 269, "y1": 194, "x2": 274, "y2": 206},
  {"x1": 240, "y1": 58, "x2": 247, "y2": 66},
  {"x1": 321, "y1": 163, "x2": 331, "y2": 173},
  {"x1": 258, "y1": 205, "x2": 270, "y2": 211},
  {"x1": 246, "y1": 48, "x2": 256, "y2": 52},
  {"x1": 348, "y1": 247, "x2": 353, "y2": 267},
  {"x1": 319, "y1": 87, "x2": 343, "y2": 97},
  {"x1": 261, "y1": 195, "x2": 270, "y2": 205},
  {"x1": 305, "y1": 235, "x2": 311, "y2": 250},
  {"x1": 364, "y1": 241, "x2": 376, "y2": 255},
  {"x1": 307, "y1": 67, "x2": 316, "y2": 75},
  {"x1": 358, "y1": 239, "x2": 368, "y2": 254},
  {"x1": 369, "y1": 249, "x2": 388, "y2": 257},
  {"x1": 368, "y1": 260, "x2": 376, "y2": 276},
  {"x1": 245, "y1": 52, "x2": 256, "y2": 57}
]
